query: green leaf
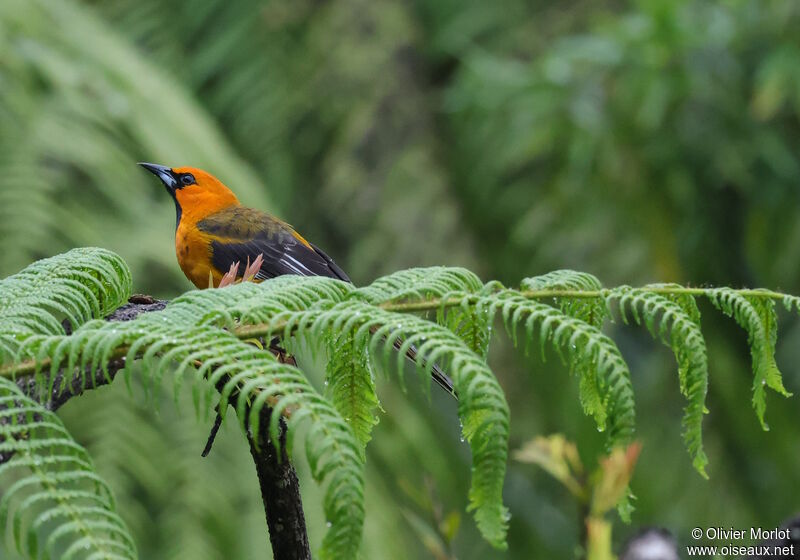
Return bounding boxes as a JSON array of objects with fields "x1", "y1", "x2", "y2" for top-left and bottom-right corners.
[
  {"x1": 325, "y1": 332, "x2": 381, "y2": 453},
  {"x1": 0, "y1": 379, "x2": 137, "y2": 559},
  {"x1": 356, "y1": 267, "x2": 484, "y2": 304},
  {"x1": 276, "y1": 299, "x2": 510, "y2": 549},
  {"x1": 486, "y1": 290, "x2": 636, "y2": 450},
  {"x1": 707, "y1": 289, "x2": 792, "y2": 429},
  {"x1": 608, "y1": 286, "x2": 709, "y2": 476},
  {"x1": 522, "y1": 270, "x2": 606, "y2": 328}
]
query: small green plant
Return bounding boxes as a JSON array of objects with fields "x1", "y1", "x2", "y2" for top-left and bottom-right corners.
[
  {"x1": 515, "y1": 435, "x2": 641, "y2": 560},
  {"x1": 0, "y1": 248, "x2": 796, "y2": 558}
]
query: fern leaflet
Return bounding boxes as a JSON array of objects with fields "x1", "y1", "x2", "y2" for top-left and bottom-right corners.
[{"x1": 0, "y1": 378, "x2": 136, "y2": 560}]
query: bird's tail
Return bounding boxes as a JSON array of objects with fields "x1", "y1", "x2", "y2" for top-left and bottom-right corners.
[
  {"x1": 365, "y1": 324, "x2": 456, "y2": 397},
  {"x1": 395, "y1": 339, "x2": 457, "y2": 399},
  {"x1": 261, "y1": 333, "x2": 455, "y2": 404}
]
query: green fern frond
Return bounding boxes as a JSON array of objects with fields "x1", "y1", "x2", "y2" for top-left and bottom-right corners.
[
  {"x1": 16, "y1": 323, "x2": 365, "y2": 560},
  {"x1": 483, "y1": 289, "x2": 636, "y2": 450},
  {"x1": 325, "y1": 332, "x2": 381, "y2": 453},
  {"x1": 522, "y1": 270, "x2": 606, "y2": 328},
  {"x1": 781, "y1": 294, "x2": 800, "y2": 314},
  {"x1": 0, "y1": 248, "x2": 131, "y2": 339},
  {"x1": 356, "y1": 267, "x2": 484, "y2": 304},
  {"x1": 439, "y1": 297, "x2": 493, "y2": 359},
  {"x1": 707, "y1": 288, "x2": 792, "y2": 429},
  {"x1": 197, "y1": 276, "x2": 354, "y2": 344},
  {"x1": 6, "y1": 275, "x2": 365, "y2": 559},
  {"x1": 607, "y1": 286, "x2": 709, "y2": 476},
  {"x1": 267, "y1": 299, "x2": 510, "y2": 548},
  {"x1": 361, "y1": 267, "x2": 493, "y2": 358},
  {"x1": 0, "y1": 378, "x2": 136, "y2": 560},
  {"x1": 199, "y1": 276, "x2": 510, "y2": 545},
  {"x1": 6, "y1": 247, "x2": 800, "y2": 557},
  {"x1": 522, "y1": 270, "x2": 603, "y2": 292}
]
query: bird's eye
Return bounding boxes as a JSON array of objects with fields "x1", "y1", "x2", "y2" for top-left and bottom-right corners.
[{"x1": 180, "y1": 174, "x2": 196, "y2": 186}]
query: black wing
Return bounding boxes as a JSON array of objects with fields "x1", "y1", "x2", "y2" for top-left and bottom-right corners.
[
  {"x1": 209, "y1": 234, "x2": 350, "y2": 282},
  {"x1": 198, "y1": 206, "x2": 350, "y2": 282}
]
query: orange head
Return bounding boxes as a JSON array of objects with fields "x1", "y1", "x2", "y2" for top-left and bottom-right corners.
[{"x1": 139, "y1": 163, "x2": 240, "y2": 227}]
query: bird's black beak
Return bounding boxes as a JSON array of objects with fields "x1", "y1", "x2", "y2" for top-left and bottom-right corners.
[{"x1": 138, "y1": 162, "x2": 178, "y2": 192}]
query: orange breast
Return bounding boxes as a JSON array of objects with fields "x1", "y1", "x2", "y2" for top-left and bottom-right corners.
[{"x1": 175, "y1": 221, "x2": 220, "y2": 288}]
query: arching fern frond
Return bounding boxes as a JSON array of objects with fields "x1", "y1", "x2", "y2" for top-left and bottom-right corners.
[
  {"x1": 522, "y1": 270, "x2": 606, "y2": 327},
  {"x1": 607, "y1": 286, "x2": 709, "y2": 476},
  {"x1": 706, "y1": 288, "x2": 792, "y2": 428},
  {"x1": 358, "y1": 267, "x2": 493, "y2": 357},
  {"x1": 196, "y1": 275, "x2": 353, "y2": 330},
  {"x1": 483, "y1": 289, "x2": 635, "y2": 450},
  {"x1": 356, "y1": 266, "x2": 484, "y2": 304},
  {"x1": 0, "y1": 378, "x2": 136, "y2": 560},
  {"x1": 234, "y1": 297, "x2": 511, "y2": 548},
  {"x1": 325, "y1": 331, "x2": 381, "y2": 453},
  {"x1": 13, "y1": 317, "x2": 365, "y2": 560},
  {"x1": 3, "y1": 248, "x2": 800, "y2": 558},
  {"x1": 438, "y1": 296, "x2": 493, "y2": 359},
  {"x1": 0, "y1": 248, "x2": 131, "y2": 339}
]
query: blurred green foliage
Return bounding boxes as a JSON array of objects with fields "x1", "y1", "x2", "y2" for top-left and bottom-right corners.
[{"x1": 2, "y1": 0, "x2": 800, "y2": 557}]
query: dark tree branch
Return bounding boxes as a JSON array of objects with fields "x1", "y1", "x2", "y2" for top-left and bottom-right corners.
[
  {"x1": 247, "y1": 414, "x2": 311, "y2": 559},
  {"x1": 14, "y1": 357, "x2": 125, "y2": 410},
  {"x1": 4, "y1": 294, "x2": 311, "y2": 560}
]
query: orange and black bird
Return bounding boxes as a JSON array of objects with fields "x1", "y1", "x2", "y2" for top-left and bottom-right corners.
[{"x1": 139, "y1": 163, "x2": 455, "y2": 396}]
